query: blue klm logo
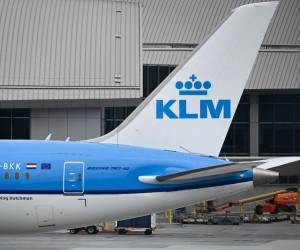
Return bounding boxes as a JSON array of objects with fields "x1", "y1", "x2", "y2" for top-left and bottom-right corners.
[{"x1": 156, "y1": 74, "x2": 231, "y2": 119}]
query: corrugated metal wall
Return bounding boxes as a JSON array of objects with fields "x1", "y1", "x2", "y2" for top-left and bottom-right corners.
[
  {"x1": 0, "y1": 0, "x2": 142, "y2": 101},
  {"x1": 1, "y1": 0, "x2": 299, "y2": 102},
  {"x1": 142, "y1": 0, "x2": 300, "y2": 89},
  {"x1": 248, "y1": 51, "x2": 300, "y2": 89},
  {"x1": 142, "y1": 0, "x2": 300, "y2": 45},
  {"x1": 143, "y1": 48, "x2": 192, "y2": 65},
  {"x1": 143, "y1": 49, "x2": 300, "y2": 89}
]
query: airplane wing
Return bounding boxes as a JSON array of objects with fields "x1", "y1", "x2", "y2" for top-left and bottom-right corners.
[
  {"x1": 139, "y1": 162, "x2": 260, "y2": 184},
  {"x1": 139, "y1": 157, "x2": 300, "y2": 185}
]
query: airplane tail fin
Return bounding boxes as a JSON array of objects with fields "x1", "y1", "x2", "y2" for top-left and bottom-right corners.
[{"x1": 89, "y1": 2, "x2": 278, "y2": 156}]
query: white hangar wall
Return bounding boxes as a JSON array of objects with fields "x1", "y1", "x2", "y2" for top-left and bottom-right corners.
[
  {"x1": 142, "y1": 0, "x2": 300, "y2": 45},
  {"x1": 142, "y1": 49, "x2": 300, "y2": 90},
  {"x1": 29, "y1": 99, "x2": 141, "y2": 140},
  {"x1": 0, "y1": 0, "x2": 300, "y2": 150},
  {"x1": 142, "y1": 0, "x2": 300, "y2": 90},
  {"x1": 0, "y1": 0, "x2": 142, "y2": 101}
]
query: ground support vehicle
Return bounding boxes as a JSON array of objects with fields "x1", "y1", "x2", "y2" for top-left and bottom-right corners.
[
  {"x1": 115, "y1": 214, "x2": 156, "y2": 235},
  {"x1": 68, "y1": 225, "x2": 101, "y2": 234},
  {"x1": 209, "y1": 212, "x2": 240, "y2": 225},
  {"x1": 290, "y1": 213, "x2": 300, "y2": 224}
]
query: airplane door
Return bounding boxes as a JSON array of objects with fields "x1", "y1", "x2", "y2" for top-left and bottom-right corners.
[
  {"x1": 63, "y1": 162, "x2": 84, "y2": 195},
  {"x1": 35, "y1": 206, "x2": 56, "y2": 228}
]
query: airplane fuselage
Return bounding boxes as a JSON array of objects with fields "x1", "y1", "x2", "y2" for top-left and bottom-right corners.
[
  {"x1": 0, "y1": 1, "x2": 282, "y2": 234},
  {"x1": 0, "y1": 140, "x2": 254, "y2": 233}
]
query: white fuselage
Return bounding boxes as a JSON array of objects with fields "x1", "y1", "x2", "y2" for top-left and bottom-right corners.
[{"x1": 0, "y1": 181, "x2": 253, "y2": 233}]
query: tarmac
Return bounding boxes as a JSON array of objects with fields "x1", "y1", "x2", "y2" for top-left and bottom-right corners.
[{"x1": 0, "y1": 221, "x2": 300, "y2": 250}]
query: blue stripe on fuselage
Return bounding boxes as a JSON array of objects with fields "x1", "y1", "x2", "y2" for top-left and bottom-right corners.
[{"x1": 0, "y1": 140, "x2": 253, "y2": 195}]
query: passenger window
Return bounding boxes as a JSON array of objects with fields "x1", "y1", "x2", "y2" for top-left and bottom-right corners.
[
  {"x1": 4, "y1": 172, "x2": 9, "y2": 180},
  {"x1": 15, "y1": 172, "x2": 20, "y2": 180},
  {"x1": 25, "y1": 173, "x2": 30, "y2": 180}
]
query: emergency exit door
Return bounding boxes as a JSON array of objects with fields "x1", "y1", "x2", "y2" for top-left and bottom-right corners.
[{"x1": 63, "y1": 162, "x2": 84, "y2": 195}]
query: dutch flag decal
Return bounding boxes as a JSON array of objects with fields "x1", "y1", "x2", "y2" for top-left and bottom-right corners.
[{"x1": 26, "y1": 163, "x2": 37, "y2": 169}]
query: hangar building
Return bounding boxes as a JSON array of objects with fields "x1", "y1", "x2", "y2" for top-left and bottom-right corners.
[{"x1": 0, "y1": 0, "x2": 300, "y2": 186}]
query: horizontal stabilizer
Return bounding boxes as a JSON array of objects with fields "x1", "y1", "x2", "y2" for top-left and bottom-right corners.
[
  {"x1": 254, "y1": 157, "x2": 300, "y2": 171},
  {"x1": 139, "y1": 162, "x2": 260, "y2": 184}
]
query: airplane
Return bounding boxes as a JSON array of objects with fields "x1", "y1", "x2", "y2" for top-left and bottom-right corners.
[{"x1": 1, "y1": 1, "x2": 298, "y2": 234}]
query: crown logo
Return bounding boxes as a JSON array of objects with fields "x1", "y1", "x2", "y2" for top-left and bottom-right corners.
[{"x1": 175, "y1": 74, "x2": 212, "y2": 96}]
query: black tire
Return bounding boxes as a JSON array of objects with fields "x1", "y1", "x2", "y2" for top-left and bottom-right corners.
[
  {"x1": 255, "y1": 205, "x2": 263, "y2": 215},
  {"x1": 274, "y1": 205, "x2": 281, "y2": 214},
  {"x1": 69, "y1": 228, "x2": 79, "y2": 234},
  {"x1": 144, "y1": 229, "x2": 152, "y2": 235},
  {"x1": 289, "y1": 205, "x2": 296, "y2": 213},
  {"x1": 86, "y1": 226, "x2": 98, "y2": 234},
  {"x1": 212, "y1": 220, "x2": 218, "y2": 225},
  {"x1": 117, "y1": 229, "x2": 127, "y2": 235}
]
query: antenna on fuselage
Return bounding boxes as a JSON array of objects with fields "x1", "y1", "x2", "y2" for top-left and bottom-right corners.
[
  {"x1": 45, "y1": 133, "x2": 52, "y2": 141},
  {"x1": 180, "y1": 146, "x2": 195, "y2": 154},
  {"x1": 65, "y1": 137, "x2": 70, "y2": 142}
]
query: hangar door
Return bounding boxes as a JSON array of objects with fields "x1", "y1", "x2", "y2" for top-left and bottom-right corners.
[{"x1": 63, "y1": 162, "x2": 84, "y2": 195}]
